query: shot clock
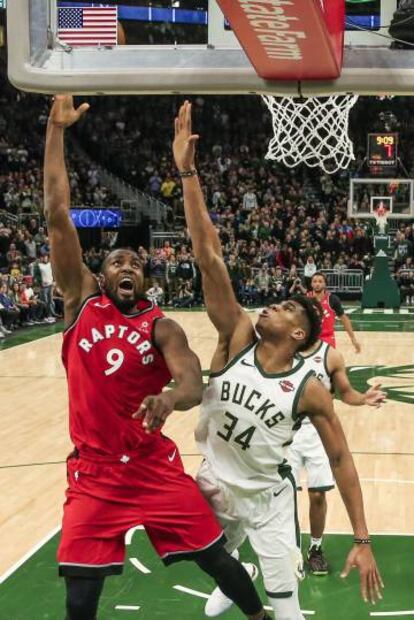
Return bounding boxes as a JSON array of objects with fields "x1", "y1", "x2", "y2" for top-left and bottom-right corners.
[{"x1": 367, "y1": 133, "x2": 398, "y2": 170}]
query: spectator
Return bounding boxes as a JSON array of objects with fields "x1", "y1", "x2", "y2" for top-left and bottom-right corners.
[
  {"x1": 37, "y1": 254, "x2": 56, "y2": 322},
  {"x1": 173, "y1": 281, "x2": 194, "y2": 308},
  {"x1": 397, "y1": 270, "x2": 414, "y2": 305},
  {"x1": 0, "y1": 282, "x2": 20, "y2": 330},
  {"x1": 304, "y1": 256, "x2": 317, "y2": 289},
  {"x1": 146, "y1": 281, "x2": 164, "y2": 305}
]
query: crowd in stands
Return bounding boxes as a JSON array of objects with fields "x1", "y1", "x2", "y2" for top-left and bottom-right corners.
[{"x1": 1, "y1": 46, "x2": 414, "y2": 329}]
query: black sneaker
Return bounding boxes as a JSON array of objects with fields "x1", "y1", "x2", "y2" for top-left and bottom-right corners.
[{"x1": 307, "y1": 545, "x2": 329, "y2": 575}]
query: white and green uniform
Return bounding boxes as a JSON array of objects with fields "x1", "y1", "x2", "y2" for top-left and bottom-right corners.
[
  {"x1": 196, "y1": 340, "x2": 315, "y2": 598},
  {"x1": 288, "y1": 340, "x2": 335, "y2": 492}
]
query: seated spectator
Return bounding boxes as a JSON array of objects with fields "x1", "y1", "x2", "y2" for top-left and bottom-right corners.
[
  {"x1": 0, "y1": 282, "x2": 20, "y2": 330},
  {"x1": 172, "y1": 281, "x2": 194, "y2": 308},
  {"x1": 10, "y1": 281, "x2": 33, "y2": 326},
  {"x1": 20, "y1": 281, "x2": 48, "y2": 323},
  {"x1": 146, "y1": 281, "x2": 164, "y2": 306},
  {"x1": 268, "y1": 266, "x2": 287, "y2": 302},
  {"x1": 396, "y1": 270, "x2": 414, "y2": 305}
]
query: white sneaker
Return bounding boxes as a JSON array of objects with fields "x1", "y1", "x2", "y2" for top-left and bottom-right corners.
[
  {"x1": 204, "y1": 562, "x2": 259, "y2": 617},
  {"x1": 0, "y1": 331, "x2": 5, "y2": 339}
]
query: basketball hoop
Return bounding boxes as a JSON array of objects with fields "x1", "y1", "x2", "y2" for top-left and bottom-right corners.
[
  {"x1": 262, "y1": 94, "x2": 359, "y2": 175},
  {"x1": 374, "y1": 202, "x2": 389, "y2": 235}
]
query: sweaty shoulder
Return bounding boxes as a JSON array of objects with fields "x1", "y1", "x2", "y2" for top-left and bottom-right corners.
[{"x1": 328, "y1": 293, "x2": 344, "y2": 317}]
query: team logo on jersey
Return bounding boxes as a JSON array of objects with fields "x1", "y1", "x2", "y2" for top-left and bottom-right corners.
[
  {"x1": 347, "y1": 364, "x2": 414, "y2": 405},
  {"x1": 279, "y1": 380, "x2": 295, "y2": 393},
  {"x1": 314, "y1": 356, "x2": 323, "y2": 363}
]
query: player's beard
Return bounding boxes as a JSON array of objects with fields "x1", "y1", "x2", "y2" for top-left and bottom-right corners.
[{"x1": 105, "y1": 286, "x2": 145, "y2": 313}]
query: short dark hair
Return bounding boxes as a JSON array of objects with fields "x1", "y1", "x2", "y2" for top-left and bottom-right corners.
[
  {"x1": 291, "y1": 294, "x2": 322, "y2": 351},
  {"x1": 311, "y1": 271, "x2": 327, "y2": 283}
]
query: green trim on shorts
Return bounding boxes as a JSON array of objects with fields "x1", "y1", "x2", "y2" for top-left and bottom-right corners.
[
  {"x1": 286, "y1": 472, "x2": 301, "y2": 548},
  {"x1": 308, "y1": 485, "x2": 335, "y2": 492},
  {"x1": 277, "y1": 459, "x2": 292, "y2": 480},
  {"x1": 266, "y1": 590, "x2": 293, "y2": 599}
]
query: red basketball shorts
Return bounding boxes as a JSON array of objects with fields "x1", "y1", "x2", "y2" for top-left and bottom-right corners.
[{"x1": 58, "y1": 435, "x2": 224, "y2": 577}]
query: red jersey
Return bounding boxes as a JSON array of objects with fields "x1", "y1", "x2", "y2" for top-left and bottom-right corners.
[
  {"x1": 62, "y1": 294, "x2": 172, "y2": 456},
  {"x1": 307, "y1": 291, "x2": 343, "y2": 348}
]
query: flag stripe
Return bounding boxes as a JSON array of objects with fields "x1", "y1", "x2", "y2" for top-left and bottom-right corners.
[{"x1": 57, "y1": 6, "x2": 118, "y2": 47}]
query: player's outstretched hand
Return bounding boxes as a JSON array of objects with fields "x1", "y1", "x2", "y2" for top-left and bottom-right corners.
[
  {"x1": 132, "y1": 392, "x2": 175, "y2": 433},
  {"x1": 352, "y1": 338, "x2": 362, "y2": 354},
  {"x1": 364, "y1": 383, "x2": 386, "y2": 408},
  {"x1": 173, "y1": 100, "x2": 199, "y2": 172},
  {"x1": 341, "y1": 544, "x2": 384, "y2": 604},
  {"x1": 49, "y1": 94, "x2": 90, "y2": 128}
]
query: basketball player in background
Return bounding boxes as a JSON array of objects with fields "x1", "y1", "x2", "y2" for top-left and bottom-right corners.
[
  {"x1": 299, "y1": 271, "x2": 360, "y2": 574},
  {"x1": 309, "y1": 272, "x2": 361, "y2": 352},
  {"x1": 45, "y1": 95, "x2": 271, "y2": 620},
  {"x1": 289, "y1": 339, "x2": 385, "y2": 576},
  {"x1": 173, "y1": 101, "x2": 383, "y2": 620}
]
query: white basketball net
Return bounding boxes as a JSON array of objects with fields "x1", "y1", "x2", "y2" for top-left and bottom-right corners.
[{"x1": 262, "y1": 94, "x2": 359, "y2": 175}]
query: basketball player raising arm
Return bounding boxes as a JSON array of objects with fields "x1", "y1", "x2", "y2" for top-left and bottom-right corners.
[
  {"x1": 44, "y1": 95, "x2": 201, "y2": 429},
  {"x1": 174, "y1": 101, "x2": 383, "y2": 615},
  {"x1": 45, "y1": 96, "x2": 276, "y2": 620}
]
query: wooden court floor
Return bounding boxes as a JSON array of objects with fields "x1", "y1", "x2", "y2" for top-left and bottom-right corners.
[{"x1": 1, "y1": 310, "x2": 414, "y2": 578}]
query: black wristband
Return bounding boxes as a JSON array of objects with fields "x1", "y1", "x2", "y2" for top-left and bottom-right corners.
[
  {"x1": 178, "y1": 169, "x2": 198, "y2": 178},
  {"x1": 354, "y1": 538, "x2": 371, "y2": 545}
]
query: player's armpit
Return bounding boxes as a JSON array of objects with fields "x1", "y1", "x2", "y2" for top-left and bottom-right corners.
[{"x1": 153, "y1": 318, "x2": 203, "y2": 410}]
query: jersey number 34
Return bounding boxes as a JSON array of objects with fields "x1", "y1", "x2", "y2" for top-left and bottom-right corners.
[{"x1": 217, "y1": 412, "x2": 256, "y2": 451}]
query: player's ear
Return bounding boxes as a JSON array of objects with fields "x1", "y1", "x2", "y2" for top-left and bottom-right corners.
[
  {"x1": 97, "y1": 273, "x2": 105, "y2": 290},
  {"x1": 292, "y1": 326, "x2": 306, "y2": 345}
]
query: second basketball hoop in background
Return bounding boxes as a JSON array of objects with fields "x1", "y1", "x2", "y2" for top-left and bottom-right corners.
[{"x1": 262, "y1": 95, "x2": 359, "y2": 175}]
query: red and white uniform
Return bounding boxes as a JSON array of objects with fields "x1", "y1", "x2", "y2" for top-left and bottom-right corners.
[
  {"x1": 58, "y1": 293, "x2": 223, "y2": 577},
  {"x1": 307, "y1": 291, "x2": 344, "y2": 348}
]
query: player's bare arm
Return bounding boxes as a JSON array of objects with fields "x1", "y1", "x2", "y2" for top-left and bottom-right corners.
[
  {"x1": 133, "y1": 318, "x2": 203, "y2": 432},
  {"x1": 173, "y1": 101, "x2": 255, "y2": 368},
  {"x1": 300, "y1": 378, "x2": 384, "y2": 604},
  {"x1": 44, "y1": 95, "x2": 98, "y2": 327},
  {"x1": 328, "y1": 347, "x2": 386, "y2": 407},
  {"x1": 339, "y1": 314, "x2": 361, "y2": 353}
]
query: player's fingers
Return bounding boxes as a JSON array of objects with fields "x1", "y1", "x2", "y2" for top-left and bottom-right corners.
[
  {"x1": 340, "y1": 558, "x2": 353, "y2": 578},
  {"x1": 367, "y1": 571, "x2": 377, "y2": 605},
  {"x1": 179, "y1": 103, "x2": 186, "y2": 129},
  {"x1": 77, "y1": 103, "x2": 90, "y2": 118},
  {"x1": 375, "y1": 567, "x2": 385, "y2": 589},
  {"x1": 186, "y1": 102, "x2": 192, "y2": 133},
  {"x1": 174, "y1": 117, "x2": 179, "y2": 138},
  {"x1": 372, "y1": 569, "x2": 383, "y2": 600},
  {"x1": 360, "y1": 571, "x2": 369, "y2": 603},
  {"x1": 188, "y1": 134, "x2": 199, "y2": 146}
]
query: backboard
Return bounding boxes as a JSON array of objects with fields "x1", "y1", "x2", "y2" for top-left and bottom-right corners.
[
  {"x1": 349, "y1": 178, "x2": 414, "y2": 220},
  {"x1": 8, "y1": 0, "x2": 414, "y2": 96}
]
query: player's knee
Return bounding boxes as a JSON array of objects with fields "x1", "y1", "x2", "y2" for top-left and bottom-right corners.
[
  {"x1": 308, "y1": 490, "x2": 326, "y2": 507},
  {"x1": 195, "y1": 545, "x2": 235, "y2": 579}
]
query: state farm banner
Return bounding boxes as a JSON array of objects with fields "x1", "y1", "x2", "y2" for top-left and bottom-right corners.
[{"x1": 215, "y1": 0, "x2": 345, "y2": 81}]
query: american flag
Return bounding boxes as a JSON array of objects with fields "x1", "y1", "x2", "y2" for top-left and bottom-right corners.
[{"x1": 58, "y1": 6, "x2": 118, "y2": 47}]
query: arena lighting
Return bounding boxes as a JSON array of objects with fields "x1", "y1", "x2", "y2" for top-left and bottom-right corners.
[{"x1": 389, "y1": 0, "x2": 414, "y2": 47}]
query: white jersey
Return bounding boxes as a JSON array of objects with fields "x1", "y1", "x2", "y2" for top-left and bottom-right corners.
[
  {"x1": 196, "y1": 341, "x2": 315, "y2": 493},
  {"x1": 297, "y1": 340, "x2": 332, "y2": 425}
]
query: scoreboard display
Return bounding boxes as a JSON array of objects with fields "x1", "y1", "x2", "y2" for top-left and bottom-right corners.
[{"x1": 367, "y1": 133, "x2": 398, "y2": 169}]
